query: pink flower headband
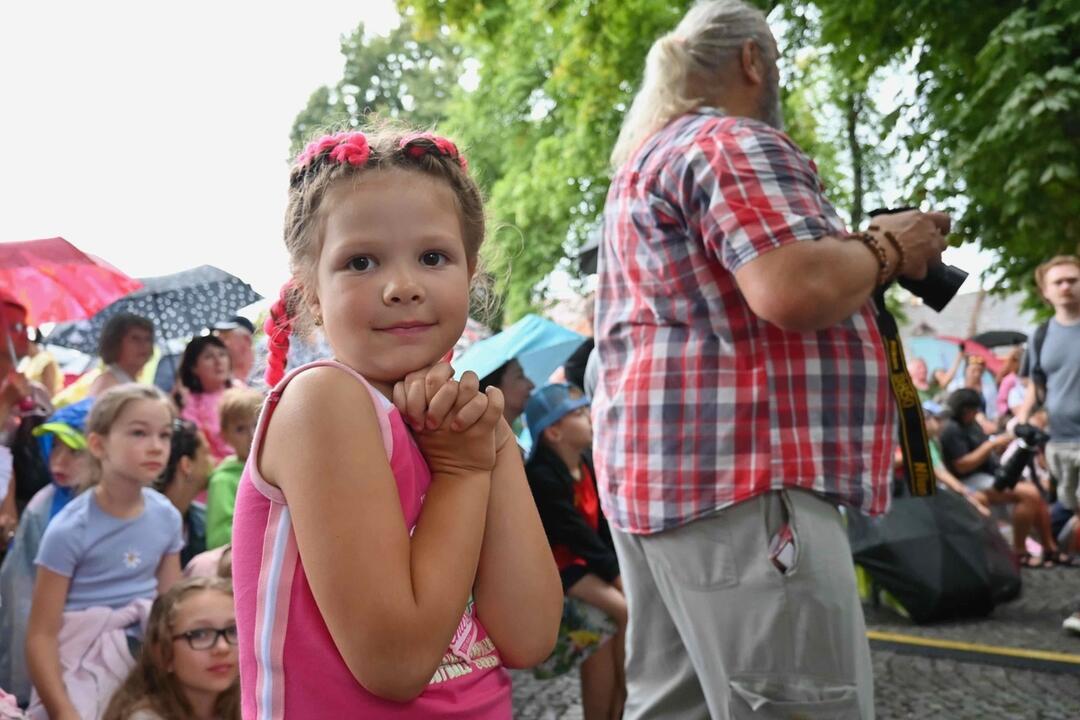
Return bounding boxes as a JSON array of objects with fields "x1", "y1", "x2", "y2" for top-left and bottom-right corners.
[
  {"x1": 295, "y1": 131, "x2": 370, "y2": 170},
  {"x1": 398, "y1": 132, "x2": 468, "y2": 170},
  {"x1": 292, "y1": 130, "x2": 467, "y2": 180}
]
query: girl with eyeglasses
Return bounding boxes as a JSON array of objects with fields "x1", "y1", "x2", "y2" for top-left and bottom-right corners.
[{"x1": 103, "y1": 576, "x2": 239, "y2": 720}]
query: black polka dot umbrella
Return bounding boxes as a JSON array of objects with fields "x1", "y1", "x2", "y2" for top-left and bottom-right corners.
[{"x1": 47, "y1": 265, "x2": 262, "y2": 355}]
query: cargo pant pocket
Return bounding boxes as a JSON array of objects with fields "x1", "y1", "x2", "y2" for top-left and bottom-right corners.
[{"x1": 729, "y1": 675, "x2": 861, "y2": 719}]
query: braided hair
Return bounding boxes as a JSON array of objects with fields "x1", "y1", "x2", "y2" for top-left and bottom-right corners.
[{"x1": 265, "y1": 122, "x2": 487, "y2": 387}]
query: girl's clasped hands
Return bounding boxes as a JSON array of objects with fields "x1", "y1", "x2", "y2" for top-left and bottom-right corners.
[{"x1": 392, "y1": 362, "x2": 510, "y2": 480}]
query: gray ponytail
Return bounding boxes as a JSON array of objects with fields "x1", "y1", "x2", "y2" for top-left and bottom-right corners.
[{"x1": 610, "y1": 0, "x2": 774, "y2": 168}]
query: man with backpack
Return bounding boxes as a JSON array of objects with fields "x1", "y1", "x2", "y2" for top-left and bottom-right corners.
[{"x1": 1015, "y1": 255, "x2": 1080, "y2": 632}]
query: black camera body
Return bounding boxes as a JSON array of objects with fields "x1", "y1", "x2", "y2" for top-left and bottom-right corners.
[
  {"x1": 993, "y1": 423, "x2": 1052, "y2": 492},
  {"x1": 867, "y1": 207, "x2": 968, "y2": 311}
]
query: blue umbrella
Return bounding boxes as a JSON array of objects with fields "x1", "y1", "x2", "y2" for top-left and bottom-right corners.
[
  {"x1": 908, "y1": 337, "x2": 960, "y2": 379},
  {"x1": 453, "y1": 314, "x2": 585, "y2": 385},
  {"x1": 908, "y1": 337, "x2": 997, "y2": 407}
]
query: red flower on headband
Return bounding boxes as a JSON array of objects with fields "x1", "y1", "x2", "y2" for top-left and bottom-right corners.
[
  {"x1": 399, "y1": 132, "x2": 467, "y2": 170},
  {"x1": 295, "y1": 132, "x2": 370, "y2": 169},
  {"x1": 296, "y1": 134, "x2": 336, "y2": 168},
  {"x1": 329, "y1": 132, "x2": 370, "y2": 166}
]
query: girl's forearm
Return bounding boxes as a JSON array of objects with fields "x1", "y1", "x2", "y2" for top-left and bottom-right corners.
[
  {"x1": 27, "y1": 635, "x2": 75, "y2": 717},
  {"x1": 473, "y1": 442, "x2": 562, "y2": 667},
  {"x1": 406, "y1": 470, "x2": 491, "y2": 643},
  {"x1": 336, "y1": 471, "x2": 492, "y2": 702}
]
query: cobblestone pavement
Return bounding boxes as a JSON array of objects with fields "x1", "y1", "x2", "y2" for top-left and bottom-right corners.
[{"x1": 512, "y1": 566, "x2": 1080, "y2": 719}]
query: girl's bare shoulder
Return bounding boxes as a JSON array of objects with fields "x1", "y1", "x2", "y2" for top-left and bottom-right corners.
[{"x1": 259, "y1": 366, "x2": 385, "y2": 485}]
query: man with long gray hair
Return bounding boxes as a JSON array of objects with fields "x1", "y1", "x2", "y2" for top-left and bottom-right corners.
[{"x1": 593, "y1": 1, "x2": 951, "y2": 717}]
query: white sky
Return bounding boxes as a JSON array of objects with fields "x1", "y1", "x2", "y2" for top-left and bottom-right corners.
[
  {"x1": 1, "y1": 1, "x2": 993, "y2": 305},
  {"x1": 0, "y1": 0, "x2": 400, "y2": 299}
]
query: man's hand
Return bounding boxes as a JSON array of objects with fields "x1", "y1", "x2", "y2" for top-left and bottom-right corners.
[
  {"x1": 868, "y1": 210, "x2": 951, "y2": 280},
  {"x1": 990, "y1": 433, "x2": 1014, "y2": 452}
]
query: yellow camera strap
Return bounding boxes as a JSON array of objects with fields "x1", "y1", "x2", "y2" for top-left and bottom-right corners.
[{"x1": 873, "y1": 286, "x2": 936, "y2": 497}]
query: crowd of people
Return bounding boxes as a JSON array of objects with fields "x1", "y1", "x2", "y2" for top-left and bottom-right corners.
[
  {"x1": 0, "y1": 1, "x2": 1077, "y2": 718},
  {"x1": 0, "y1": 299, "x2": 264, "y2": 719},
  {"x1": 905, "y1": 255, "x2": 1080, "y2": 596},
  {"x1": 911, "y1": 281, "x2": 1080, "y2": 616}
]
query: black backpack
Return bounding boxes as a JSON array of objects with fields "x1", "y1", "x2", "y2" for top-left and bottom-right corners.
[{"x1": 1030, "y1": 320, "x2": 1050, "y2": 405}]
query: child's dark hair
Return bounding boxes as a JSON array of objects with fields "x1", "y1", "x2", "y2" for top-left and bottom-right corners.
[
  {"x1": 946, "y1": 388, "x2": 984, "y2": 419},
  {"x1": 156, "y1": 418, "x2": 202, "y2": 493},
  {"x1": 479, "y1": 361, "x2": 513, "y2": 393},
  {"x1": 265, "y1": 122, "x2": 487, "y2": 386},
  {"x1": 176, "y1": 335, "x2": 232, "y2": 397}
]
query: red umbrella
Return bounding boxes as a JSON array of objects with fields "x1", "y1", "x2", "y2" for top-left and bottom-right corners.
[{"x1": 0, "y1": 237, "x2": 142, "y2": 326}]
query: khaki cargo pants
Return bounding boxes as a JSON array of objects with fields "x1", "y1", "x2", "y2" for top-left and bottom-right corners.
[{"x1": 611, "y1": 489, "x2": 874, "y2": 719}]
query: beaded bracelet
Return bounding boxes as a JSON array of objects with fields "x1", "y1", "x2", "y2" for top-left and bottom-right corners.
[
  {"x1": 848, "y1": 231, "x2": 892, "y2": 286},
  {"x1": 869, "y1": 224, "x2": 905, "y2": 280}
]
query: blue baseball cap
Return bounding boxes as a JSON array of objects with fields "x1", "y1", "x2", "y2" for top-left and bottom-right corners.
[
  {"x1": 922, "y1": 400, "x2": 945, "y2": 417},
  {"x1": 524, "y1": 383, "x2": 590, "y2": 460}
]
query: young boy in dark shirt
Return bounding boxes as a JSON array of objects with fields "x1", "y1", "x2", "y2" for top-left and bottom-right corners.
[{"x1": 525, "y1": 383, "x2": 625, "y2": 719}]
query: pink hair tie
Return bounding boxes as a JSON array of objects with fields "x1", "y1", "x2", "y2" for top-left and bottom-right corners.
[
  {"x1": 264, "y1": 281, "x2": 295, "y2": 387},
  {"x1": 399, "y1": 132, "x2": 468, "y2": 170},
  {"x1": 294, "y1": 131, "x2": 370, "y2": 170},
  {"x1": 329, "y1": 132, "x2": 370, "y2": 166}
]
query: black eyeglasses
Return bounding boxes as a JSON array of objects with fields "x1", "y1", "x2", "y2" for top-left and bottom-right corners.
[{"x1": 172, "y1": 624, "x2": 238, "y2": 650}]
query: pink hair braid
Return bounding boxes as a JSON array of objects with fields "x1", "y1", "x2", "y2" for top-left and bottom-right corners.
[{"x1": 264, "y1": 281, "x2": 295, "y2": 387}]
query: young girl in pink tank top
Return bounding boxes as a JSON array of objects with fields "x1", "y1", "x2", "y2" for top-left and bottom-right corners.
[{"x1": 231, "y1": 126, "x2": 562, "y2": 718}]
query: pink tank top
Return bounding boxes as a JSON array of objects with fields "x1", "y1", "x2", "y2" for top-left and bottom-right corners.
[{"x1": 232, "y1": 360, "x2": 512, "y2": 719}]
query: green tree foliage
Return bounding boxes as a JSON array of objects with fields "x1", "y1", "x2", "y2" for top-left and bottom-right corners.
[
  {"x1": 401, "y1": 0, "x2": 894, "y2": 318},
  {"x1": 401, "y1": 1, "x2": 698, "y2": 318},
  {"x1": 289, "y1": 18, "x2": 464, "y2": 154},
  {"x1": 796, "y1": 0, "x2": 1080, "y2": 298},
  {"x1": 300, "y1": 0, "x2": 1075, "y2": 318}
]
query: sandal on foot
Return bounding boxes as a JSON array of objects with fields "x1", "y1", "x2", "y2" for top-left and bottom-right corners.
[
  {"x1": 1046, "y1": 551, "x2": 1074, "y2": 567},
  {"x1": 1016, "y1": 552, "x2": 1053, "y2": 569}
]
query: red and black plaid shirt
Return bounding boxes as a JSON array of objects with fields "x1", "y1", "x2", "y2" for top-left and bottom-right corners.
[{"x1": 593, "y1": 110, "x2": 894, "y2": 535}]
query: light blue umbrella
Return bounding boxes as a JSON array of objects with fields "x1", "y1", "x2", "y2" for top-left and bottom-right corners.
[
  {"x1": 453, "y1": 314, "x2": 585, "y2": 386},
  {"x1": 908, "y1": 337, "x2": 960, "y2": 379},
  {"x1": 908, "y1": 336, "x2": 998, "y2": 412}
]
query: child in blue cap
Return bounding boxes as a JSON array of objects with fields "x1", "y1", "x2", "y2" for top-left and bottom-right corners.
[
  {"x1": 0, "y1": 398, "x2": 93, "y2": 706},
  {"x1": 524, "y1": 383, "x2": 626, "y2": 719}
]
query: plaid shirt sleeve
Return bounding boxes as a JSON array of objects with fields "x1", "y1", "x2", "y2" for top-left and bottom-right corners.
[{"x1": 680, "y1": 123, "x2": 842, "y2": 272}]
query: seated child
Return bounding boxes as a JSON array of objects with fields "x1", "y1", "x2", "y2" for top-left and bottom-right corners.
[
  {"x1": 205, "y1": 388, "x2": 262, "y2": 549},
  {"x1": 26, "y1": 385, "x2": 183, "y2": 720},
  {"x1": 156, "y1": 420, "x2": 213, "y2": 567},
  {"x1": 103, "y1": 576, "x2": 239, "y2": 720},
  {"x1": 183, "y1": 544, "x2": 231, "y2": 580},
  {"x1": 0, "y1": 400, "x2": 93, "y2": 707},
  {"x1": 524, "y1": 383, "x2": 626, "y2": 720}
]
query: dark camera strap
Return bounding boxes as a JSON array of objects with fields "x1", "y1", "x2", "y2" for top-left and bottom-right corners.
[{"x1": 872, "y1": 286, "x2": 936, "y2": 497}]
